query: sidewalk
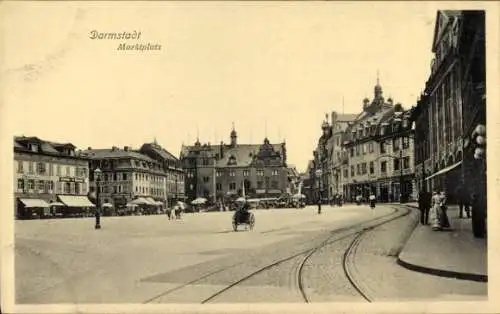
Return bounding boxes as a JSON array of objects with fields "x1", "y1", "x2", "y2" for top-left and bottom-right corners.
[{"x1": 397, "y1": 204, "x2": 487, "y2": 282}]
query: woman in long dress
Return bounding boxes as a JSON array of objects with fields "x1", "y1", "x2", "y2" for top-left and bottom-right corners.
[
  {"x1": 430, "y1": 191, "x2": 442, "y2": 230},
  {"x1": 439, "y1": 191, "x2": 450, "y2": 229}
]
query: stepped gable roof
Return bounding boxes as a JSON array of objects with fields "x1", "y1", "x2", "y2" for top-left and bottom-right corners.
[
  {"x1": 181, "y1": 142, "x2": 284, "y2": 167},
  {"x1": 81, "y1": 148, "x2": 155, "y2": 162}
]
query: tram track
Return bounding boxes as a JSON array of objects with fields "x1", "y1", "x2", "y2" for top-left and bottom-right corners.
[{"x1": 143, "y1": 205, "x2": 413, "y2": 304}]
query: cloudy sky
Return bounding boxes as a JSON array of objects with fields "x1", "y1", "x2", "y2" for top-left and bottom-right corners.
[{"x1": 1, "y1": 1, "x2": 491, "y2": 172}]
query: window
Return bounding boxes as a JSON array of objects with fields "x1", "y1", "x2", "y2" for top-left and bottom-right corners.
[
  {"x1": 216, "y1": 183, "x2": 222, "y2": 191},
  {"x1": 344, "y1": 169, "x2": 349, "y2": 179},
  {"x1": 394, "y1": 159, "x2": 400, "y2": 171},
  {"x1": 28, "y1": 179, "x2": 35, "y2": 190},
  {"x1": 370, "y1": 161, "x2": 374, "y2": 174},
  {"x1": 36, "y1": 163, "x2": 46, "y2": 174},
  {"x1": 37, "y1": 180, "x2": 44, "y2": 191},
  {"x1": 350, "y1": 148, "x2": 354, "y2": 157},
  {"x1": 361, "y1": 144, "x2": 366, "y2": 155},
  {"x1": 356, "y1": 146, "x2": 360, "y2": 156},
  {"x1": 361, "y1": 163, "x2": 367, "y2": 175},
  {"x1": 62, "y1": 182, "x2": 70, "y2": 193},
  {"x1": 17, "y1": 179, "x2": 24, "y2": 190},
  {"x1": 403, "y1": 157, "x2": 410, "y2": 169},
  {"x1": 229, "y1": 171, "x2": 236, "y2": 177},
  {"x1": 66, "y1": 166, "x2": 70, "y2": 176},
  {"x1": 203, "y1": 176, "x2": 210, "y2": 183},
  {"x1": 229, "y1": 182, "x2": 236, "y2": 190},
  {"x1": 350, "y1": 166, "x2": 354, "y2": 177},
  {"x1": 380, "y1": 142, "x2": 386, "y2": 154},
  {"x1": 216, "y1": 171, "x2": 223, "y2": 177},
  {"x1": 113, "y1": 173, "x2": 118, "y2": 181},
  {"x1": 56, "y1": 165, "x2": 61, "y2": 175},
  {"x1": 104, "y1": 174, "x2": 109, "y2": 181},
  {"x1": 28, "y1": 162, "x2": 34, "y2": 174},
  {"x1": 257, "y1": 181, "x2": 263, "y2": 188},
  {"x1": 381, "y1": 161, "x2": 387, "y2": 173},
  {"x1": 49, "y1": 164, "x2": 54, "y2": 176},
  {"x1": 75, "y1": 183, "x2": 81, "y2": 195},
  {"x1": 243, "y1": 170, "x2": 249, "y2": 177},
  {"x1": 123, "y1": 173, "x2": 127, "y2": 181},
  {"x1": 272, "y1": 170, "x2": 278, "y2": 176},
  {"x1": 57, "y1": 181, "x2": 62, "y2": 193},
  {"x1": 113, "y1": 186, "x2": 118, "y2": 193},
  {"x1": 271, "y1": 181, "x2": 278, "y2": 189},
  {"x1": 402, "y1": 137, "x2": 410, "y2": 149},
  {"x1": 49, "y1": 181, "x2": 54, "y2": 191},
  {"x1": 257, "y1": 170, "x2": 264, "y2": 176},
  {"x1": 17, "y1": 161, "x2": 24, "y2": 173},
  {"x1": 356, "y1": 164, "x2": 360, "y2": 175},
  {"x1": 393, "y1": 138, "x2": 400, "y2": 151},
  {"x1": 369, "y1": 143, "x2": 374, "y2": 153}
]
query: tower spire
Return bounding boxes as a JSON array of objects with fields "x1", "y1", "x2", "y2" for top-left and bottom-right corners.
[{"x1": 377, "y1": 69, "x2": 380, "y2": 85}]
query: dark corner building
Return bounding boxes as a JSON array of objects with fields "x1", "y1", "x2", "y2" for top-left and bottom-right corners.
[
  {"x1": 180, "y1": 125, "x2": 289, "y2": 204},
  {"x1": 411, "y1": 10, "x2": 486, "y2": 237}
]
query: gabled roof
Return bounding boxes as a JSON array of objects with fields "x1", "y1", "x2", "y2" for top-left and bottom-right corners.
[
  {"x1": 432, "y1": 10, "x2": 462, "y2": 53},
  {"x1": 81, "y1": 148, "x2": 155, "y2": 162},
  {"x1": 140, "y1": 143, "x2": 178, "y2": 161},
  {"x1": 181, "y1": 142, "x2": 285, "y2": 168}
]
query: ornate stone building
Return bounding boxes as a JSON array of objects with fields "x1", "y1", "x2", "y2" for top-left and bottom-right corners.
[
  {"x1": 411, "y1": 10, "x2": 486, "y2": 236},
  {"x1": 341, "y1": 79, "x2": 416, "y2": 202},
  {"x1": 180, "y1": 126, "x2": 289, "y2": 203}
]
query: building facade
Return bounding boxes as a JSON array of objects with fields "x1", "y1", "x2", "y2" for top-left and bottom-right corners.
[
  {"x1": 180, "y1": 126, "x2": 289, "y2": 203},
  {"x1": 330, "y1": 111, "x2": 357, "y2": 198},
  {"x1": 82, "y1": 142, "x2": 184, "y2": 211},
  {"x1": 14, "y1": 136, "x2": 93, "y2": 219},
  {"x1": 411, "y1": 10, "x2": 486, "y2": 236},
  {"x1": 341, "y1": 80, "x2": 416, "y2": 202}
]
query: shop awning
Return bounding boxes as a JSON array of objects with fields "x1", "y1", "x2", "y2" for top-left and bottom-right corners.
[
  {"x1": 58, "y1": 195, "x2": 95, "y2": 207},
  {"x1": 145, "y1": 197, "x2": 156, "y2": 205},
  {"x1": 425, "y1": 161, "x2": 462, "y2": 181},
  {"x1": 20, "y1": 198, "x2": 50, "y2": 208}
]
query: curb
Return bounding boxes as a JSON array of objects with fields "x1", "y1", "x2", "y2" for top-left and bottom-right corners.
[
  {"x1": 396, "y1": 257, "x2": 488, "y2": 283},
  {"x1": 395, "y1": 205, "x2": 488, "y2": 283}
]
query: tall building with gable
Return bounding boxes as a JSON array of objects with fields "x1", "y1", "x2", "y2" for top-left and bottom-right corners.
[{"x1": 180, "y1": 125, "x2": 289, "y2": 203}]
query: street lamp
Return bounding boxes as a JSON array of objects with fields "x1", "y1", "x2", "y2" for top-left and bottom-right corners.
[
  {"x1": 315, "y1": 168, "x2": 323, "y2": 214},
  {"x1": 94, "y1": 168, "x2": 102, "y2": 229}
]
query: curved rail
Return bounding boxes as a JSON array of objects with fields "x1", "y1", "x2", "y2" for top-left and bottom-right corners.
[{"x1": 145, "y1": 205, "x2": 413, "y2": 304}]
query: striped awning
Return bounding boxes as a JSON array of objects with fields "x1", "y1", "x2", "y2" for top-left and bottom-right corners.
[
  {"x1": 58, "y1": 195, "x2": 95, "y2": 207},
  {"x1": 20, "y1": 198, "x2": 50, "y2": 208}
]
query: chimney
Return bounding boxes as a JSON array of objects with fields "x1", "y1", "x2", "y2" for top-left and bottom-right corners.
[
  {"x1": 87, "y1": 147, "x2": 92, "y2": 150},
  {"x1": 220, "y1": 141, "x2": 224, "y2": 158},
  {"x1": 124, "y1": 146, "x2": 130, "y2": 151},
  {"x1": 111, "y1": 146, "x2": 118, "y2": 151}
]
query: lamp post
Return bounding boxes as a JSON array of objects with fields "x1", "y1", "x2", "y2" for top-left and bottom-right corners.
[
  {"x1": 315, "y1": 168, "x2": 323, "y2": 214},
  {"x1": 94, "y1": 168, "x2": 102, "y2": 229}
]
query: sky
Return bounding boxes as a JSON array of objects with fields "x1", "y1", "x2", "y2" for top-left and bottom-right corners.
[{"x1": 1, "y1": 1, "x2": 488, "y2": 173}]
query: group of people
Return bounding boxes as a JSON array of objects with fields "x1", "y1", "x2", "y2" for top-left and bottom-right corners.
[{"x1": 418, "y1": 189, "x2": 450, "y2": 231}]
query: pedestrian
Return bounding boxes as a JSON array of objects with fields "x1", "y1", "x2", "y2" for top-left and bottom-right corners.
[
  {"x1": 418, "y1": 189, "x2": 427, "y2": 225},
  {"x1": 456, "y1": 185, "x2": 471, "y2": 219},
  {"x1": 439, "y1": 191, "x2": 450, "y2": 229},
  {"x1": 429, "y1": 190, "x2": 442, "y2": 231},
  {"x1": 369, "y1": 193, "x2": 376, "y2": 209}
]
